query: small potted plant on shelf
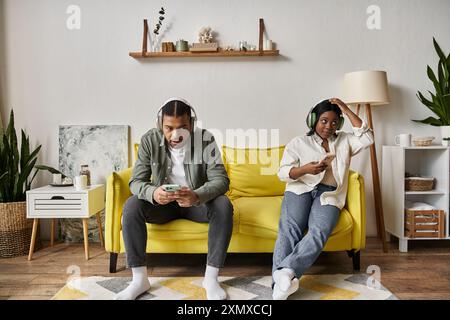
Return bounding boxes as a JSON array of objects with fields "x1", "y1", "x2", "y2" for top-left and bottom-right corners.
[
  {"x1": 413, "y1": 38, "x2": 450, "y2": 140},
  {"x1": 442, "y1": 137, "x2": 450, "y2": 147}
]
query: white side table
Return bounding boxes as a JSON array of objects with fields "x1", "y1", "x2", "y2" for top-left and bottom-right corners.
[{"x1": 26, "y1": 184, "x2": 105, "y2": 260}]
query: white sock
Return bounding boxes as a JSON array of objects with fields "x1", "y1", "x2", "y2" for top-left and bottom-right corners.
[
  {"x1": 114, "y1": 266, "x2": 151, "y2": 300},
  {"x1": 273, "y1": 268, "x2": 295, "y2": 292},
  {"x1": 272, "y1": 278, "x2": 299, "y2": 300},
  {"x1": 202, "y1": 265, "x2": 227, "y2": 300}
]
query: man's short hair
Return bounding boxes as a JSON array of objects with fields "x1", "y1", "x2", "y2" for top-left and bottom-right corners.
[{"x1": 161, "y1": 100, "x2": 192, "y2": 120}]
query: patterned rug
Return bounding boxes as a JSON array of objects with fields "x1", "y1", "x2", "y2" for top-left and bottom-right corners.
[{"x1": 52, "y1": 274, "x2": 397, "y2": 300}]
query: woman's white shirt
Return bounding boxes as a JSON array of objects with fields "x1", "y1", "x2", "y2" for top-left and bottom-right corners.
[{"x1": 277, "y1": 121, "x2": 374, "y2": 209}]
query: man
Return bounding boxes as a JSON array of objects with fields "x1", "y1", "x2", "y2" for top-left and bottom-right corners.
[{"x1": 115, "y1": 98, "x2": 233, "y2": 300}]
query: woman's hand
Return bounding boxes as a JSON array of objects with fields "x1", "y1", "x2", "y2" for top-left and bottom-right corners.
[
  {"x1": 329, "y1": 98, "x2": 350, "y2": 116},
  {"x1": 302, "y1": 161, "x2": 328, "y2": 175},
  {"x1": 329, "y1": 97, "x2": 363, "y2": 128},
  {"x1": 289, "y1": 161, "x2": 327, "y2": 179}
]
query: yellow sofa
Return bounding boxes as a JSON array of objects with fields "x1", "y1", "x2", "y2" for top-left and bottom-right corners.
[{"x1": 105, "y1": 145, "x2": 366, "y2": 273}]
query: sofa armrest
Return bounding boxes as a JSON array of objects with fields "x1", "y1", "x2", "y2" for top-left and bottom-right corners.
[
  {"x1": 105, "y1": 167, "x2": 133, "y2": 253},
  {"x1": 345, "y1": 170, "x2": 366, "y2": 250}
]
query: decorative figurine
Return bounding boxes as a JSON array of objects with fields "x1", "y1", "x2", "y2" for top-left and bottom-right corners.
[{"x1": 198, "y1": 27, "x2": 214, "y2": 43}]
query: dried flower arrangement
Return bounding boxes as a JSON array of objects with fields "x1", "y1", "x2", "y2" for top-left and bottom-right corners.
[
  {"x1": 150, "y1": 7, "x2": 165, "y2": 51},
  {"x1": 153, "y1": 7, "x2": 165, "y2": 35}
]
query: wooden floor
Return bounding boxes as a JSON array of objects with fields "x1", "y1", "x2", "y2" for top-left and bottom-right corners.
[{"x1": 1, "y1": 237, "x2": 450, "y2": 300}]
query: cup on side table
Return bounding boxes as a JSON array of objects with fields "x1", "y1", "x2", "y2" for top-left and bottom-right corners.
[
  {"x1": 52, "y1": 173, "x2": 62, "y2": 185},
  {"x1": 395, "y1": 134, "x2": 411, "y2": 147},
  {"x1": 74, "y1": 175, "x2": 87, "y2": 191}
]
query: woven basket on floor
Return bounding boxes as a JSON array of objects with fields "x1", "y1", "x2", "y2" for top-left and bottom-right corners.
[{"x1": 0, "y1": 201, "x2": 34, "y2": 258}]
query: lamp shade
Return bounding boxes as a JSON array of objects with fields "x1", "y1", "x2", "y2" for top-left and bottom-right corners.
[{"x1": 342, "y1": 70, "x2": 390, "y2": 106}]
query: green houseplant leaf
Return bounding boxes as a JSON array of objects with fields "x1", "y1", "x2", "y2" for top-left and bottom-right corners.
[
  {"x1": 0, "y1": 110, "x2": 42, "y2": 202},
  {"x1": 433, "y1": 37, "x2": 447, "y2": 62},
  {"x1": 412, "y1": 116, "x2": 442, "y2": 126},
  {"x1": 34, "y1": 165, "x2": 66, "y2": 178},
  {"x1": 413, "y1": 38, "x2": 450, "y2": 126}
]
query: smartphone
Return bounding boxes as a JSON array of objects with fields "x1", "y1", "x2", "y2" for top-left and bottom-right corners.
[
  {"x1": 162, "y1": 184, "x2": 181, "y2": 192},
  {"x1": 319, "y1": 153, "x2": 336, "y2": 166}
]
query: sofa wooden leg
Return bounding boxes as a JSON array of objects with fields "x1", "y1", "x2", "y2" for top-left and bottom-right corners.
[
  {"x1": 346, "y1": 250, "x2": 361, "y2": 271},
  {"x1": 109, "y1": 253, "x2": 118, "y2": 273},
  {"x1": 353, "y1": 251, "x2": 361, "y2": 271},
  {"x1": 346, "y1": 250, "x2": 354, "y2": 258}
]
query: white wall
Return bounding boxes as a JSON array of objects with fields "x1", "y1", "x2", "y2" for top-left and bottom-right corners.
[{"x1": 1, "y1": 0, "x2": 450, "y2": 238}]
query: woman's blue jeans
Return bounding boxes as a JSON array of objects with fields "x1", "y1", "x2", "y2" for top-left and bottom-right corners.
[{"x1": 272, "y1": 184, "x2": 340, "y2": 279}]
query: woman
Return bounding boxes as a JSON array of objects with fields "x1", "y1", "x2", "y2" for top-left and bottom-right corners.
[{"x1": 272, "y1": 98, "x2": 374, "y2": 300}]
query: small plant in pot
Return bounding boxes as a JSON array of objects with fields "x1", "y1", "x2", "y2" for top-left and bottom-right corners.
[
  {"x1": 442, "y1": 137, "x2": 450, "y2": 147},
  {"x1": 413, "y1": 38, "x2": 450, "y2": 139}
]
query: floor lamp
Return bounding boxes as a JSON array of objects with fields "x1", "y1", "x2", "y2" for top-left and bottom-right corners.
[{"x1": 343, "y1": 70, "x2": 390, "y2": 253}]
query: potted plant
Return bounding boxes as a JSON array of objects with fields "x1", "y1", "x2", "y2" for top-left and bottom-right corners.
[
  {"x1": 0, "y1": 110, "x2": 42, "y2": 257},
  {"x1": 443, "y1": 137, "x2": 450, "y2": 147},
  {"x1": 413, "y1": 38, "x2": 450, "y2": 141}
]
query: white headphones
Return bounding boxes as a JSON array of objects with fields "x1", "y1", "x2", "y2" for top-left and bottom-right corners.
[{"x1": 156, "y1": 97, "x2": 198, "y2": 132}]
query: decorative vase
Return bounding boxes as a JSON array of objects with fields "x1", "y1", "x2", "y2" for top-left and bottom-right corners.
[
  {"x1": 152, "y1": 39, "x2": 160, "y2": 52},
  {"x1": 176, "y1": 40, "x2": 189, "y2": 52}
]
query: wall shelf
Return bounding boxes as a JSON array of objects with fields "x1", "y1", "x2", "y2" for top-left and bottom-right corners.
[
  {"x1": 131, "y1": 18, "x2": 279, "y2": 60},
  {"x1": 129, "y1": 50, "x2": 280, "y2": 59}
]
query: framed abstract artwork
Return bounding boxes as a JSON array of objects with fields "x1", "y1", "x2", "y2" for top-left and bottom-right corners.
[{"x1": 58, "y1": 125, "x2": 130, "y2": 242}]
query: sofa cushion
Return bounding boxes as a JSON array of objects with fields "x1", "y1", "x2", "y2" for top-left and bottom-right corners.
[
  {"x1": 234, "y1": 196, "x2": 283, "y2": 239},
  {"x1": 233, "y1": 196, "x2": 353, "y2": 239},
  {"x1": 222, "y1": 146, "x2": 286, "y2": 199}
]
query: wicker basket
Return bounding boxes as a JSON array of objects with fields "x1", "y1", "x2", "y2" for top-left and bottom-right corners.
[
  {"x1": 405, "y1": 177, "x2": 435, "y2": 191},
  {"x1": 412, "y1": 137, "x2": 434, "y2": 146},
  {"x1": 405, "y1": 209, "x2": 445, "y2": 238},
  {"x1": 0, "y1": 201, "x2": 36, "y2": 258}
]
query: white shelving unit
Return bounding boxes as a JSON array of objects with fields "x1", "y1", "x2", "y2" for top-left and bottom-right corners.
[{"x1": 382, "y1": 146, "x2": 450, "y2": 252}]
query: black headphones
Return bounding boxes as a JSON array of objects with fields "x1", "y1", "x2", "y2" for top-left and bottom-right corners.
[
  {"x1": 306, "y1": 100, "x2": 345, "y2": 131},
  {"x1": 156, "y1": 97, "x2": 198, "y2": 132}
]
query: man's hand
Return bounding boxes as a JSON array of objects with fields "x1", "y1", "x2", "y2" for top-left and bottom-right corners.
[
  {"x1": 153, "y1": 186, "x2": 178, "y2": 205},
  {"x1": 173, "y1": 187, "x2": 200, "y2": 207}
]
